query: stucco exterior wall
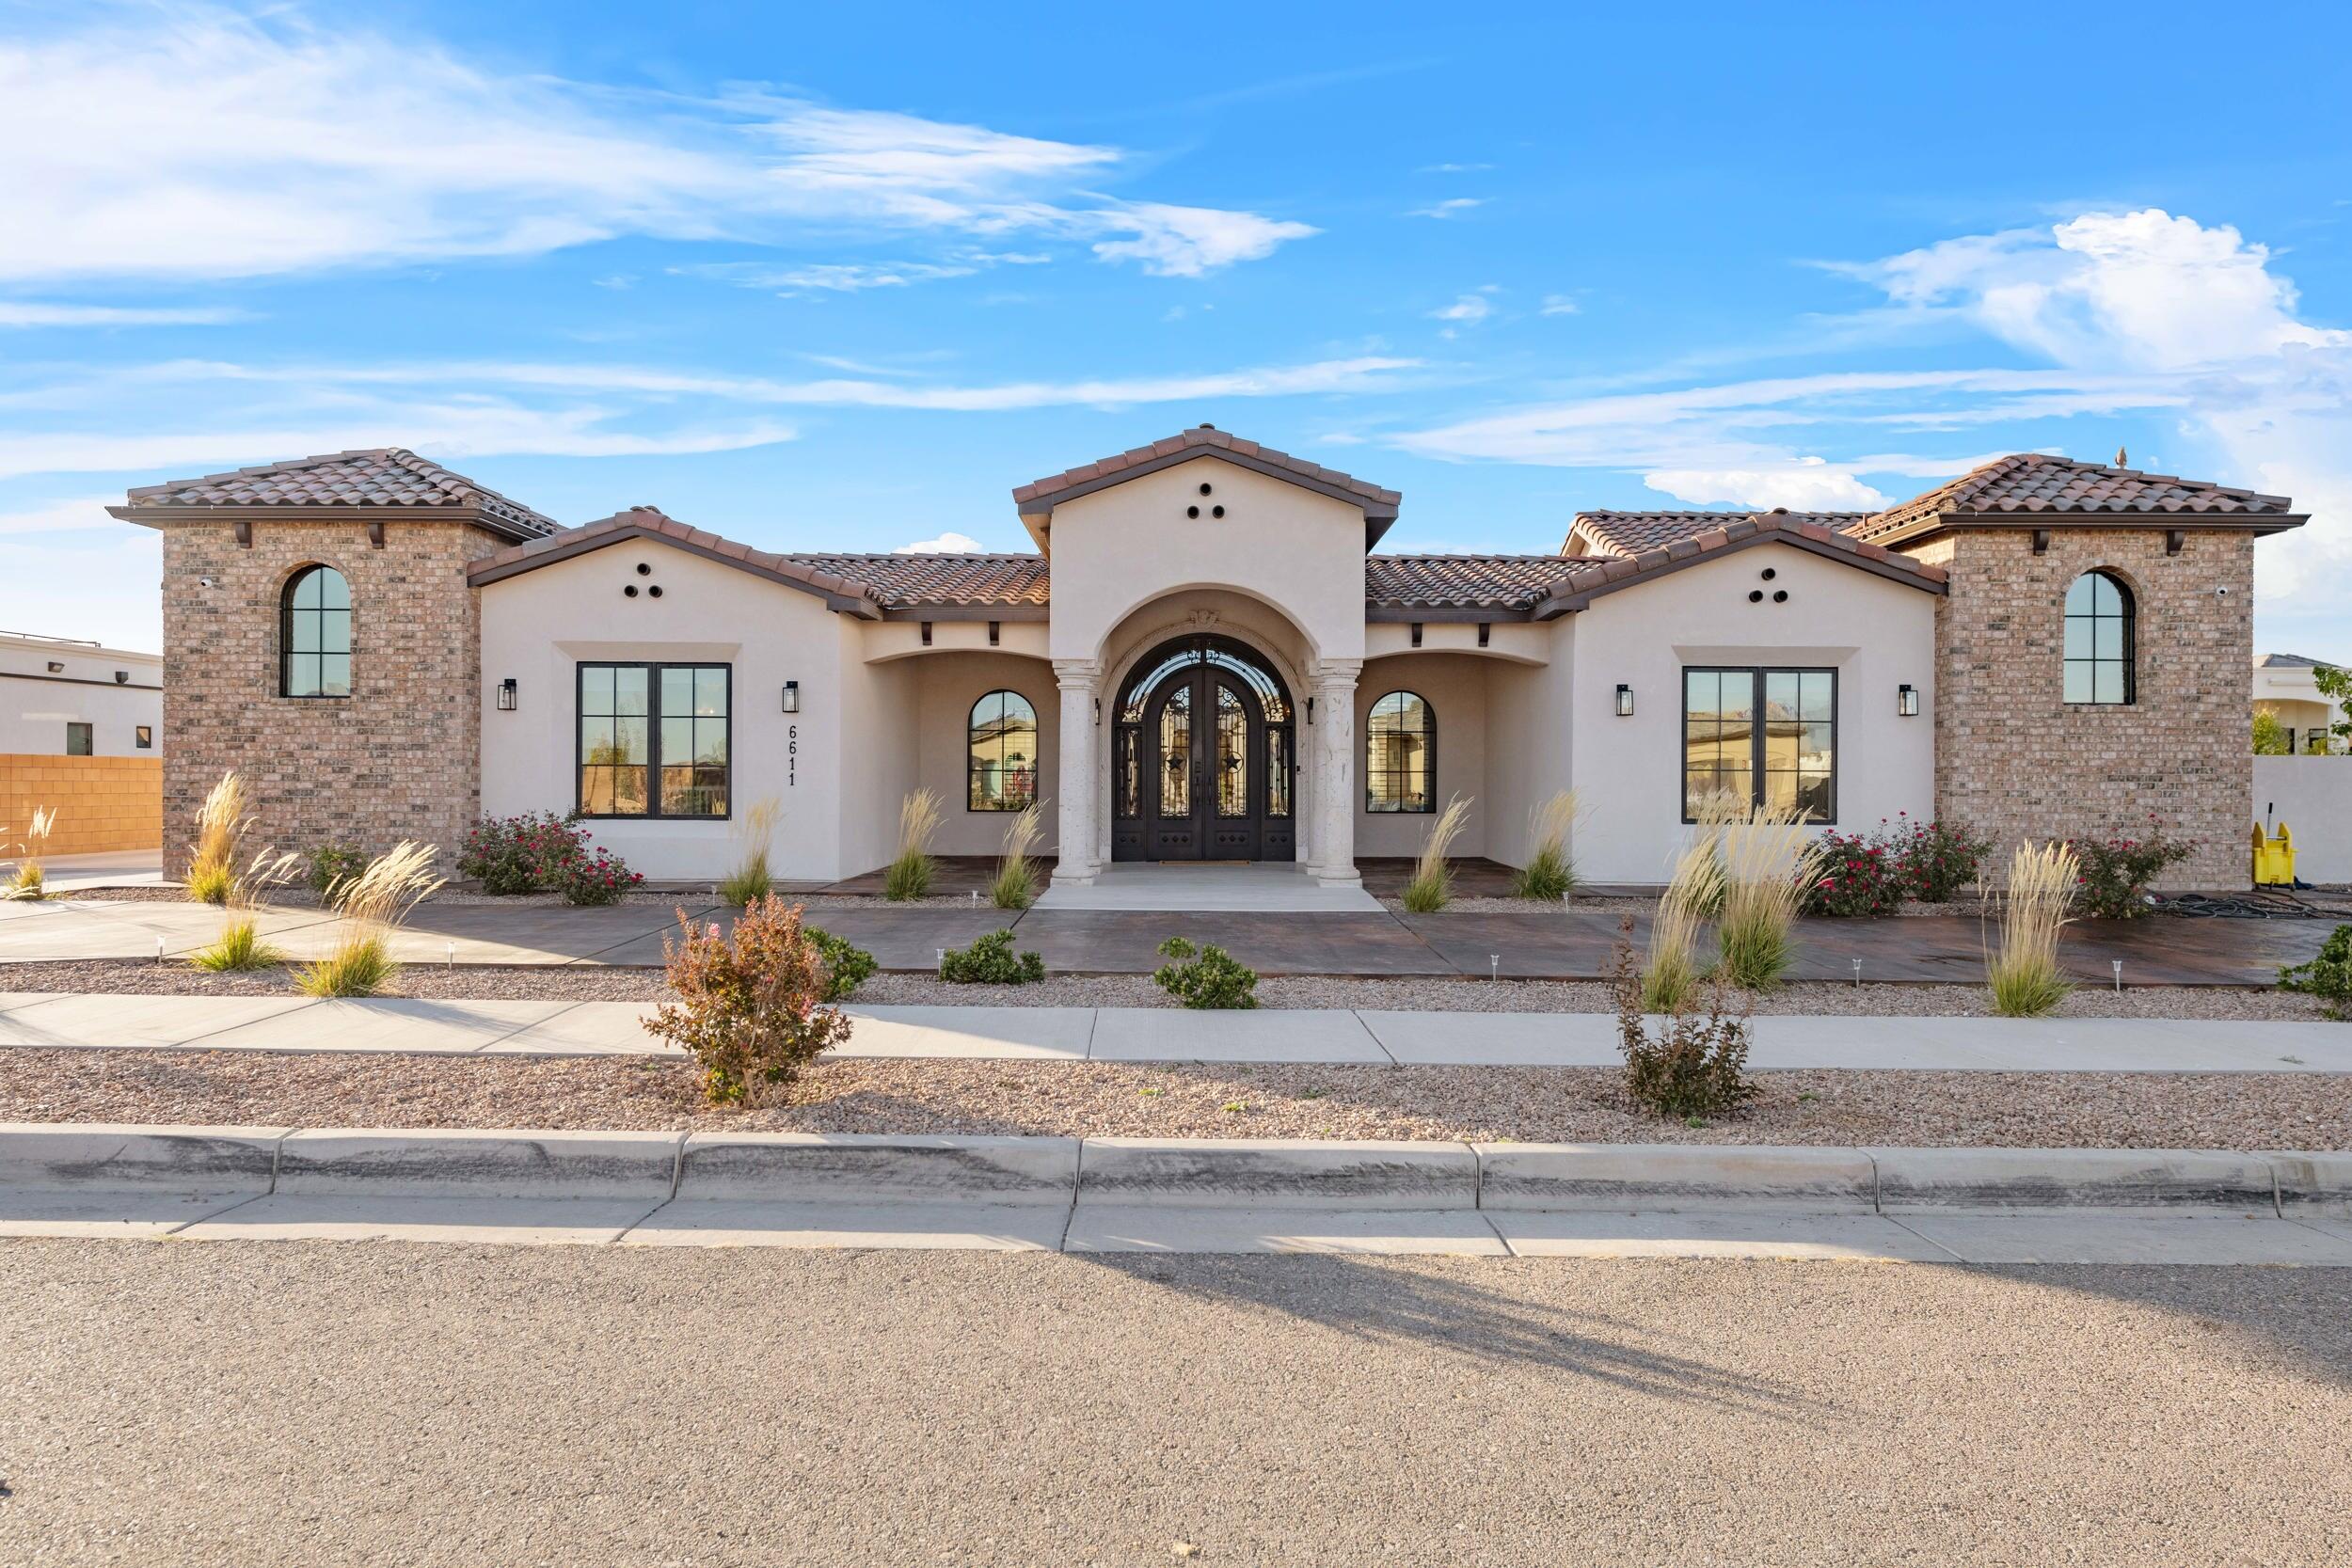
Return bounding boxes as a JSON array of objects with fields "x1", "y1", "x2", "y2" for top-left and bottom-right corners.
[
  {"x1": 2253, "y1": 756, "x2": 2352, "y2": 882},
  {"x1": 0, "y1": 639, "x2": 162, "y2": 757},
  {"x1": 1908, "y1": 529, "x2": 2252, "y2": 890},
  {"x1": 479, "y1": 536, "x2": 854, "y2": 882},
  {"x1": 161, "y1": 519, "x2": 492, "y2": 873},
  {"x1": 1567, "y1": 542, "x2": 1939, "y2": 885},
  {"x1": 1355, "y1": 653, "x2": 1491, "y2": 859},
  {"x1": 907, "y1": 651, "x2": 1059, "y2": 858},
  {"x1": 1481, "y1": 623, "x2": 1576, "y2": 871}
]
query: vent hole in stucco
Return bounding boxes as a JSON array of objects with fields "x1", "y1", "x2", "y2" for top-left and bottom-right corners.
[
  {"x1": 1186, "y1": 505, "x2": 1200, "y2": 519},
  {"x1": 624, "y1": 584, "x2": 639, "y2": 598},
  {"x1": 1760, "y1": 567, "x2": 1776, "y2": 580},
  {"x1": 1747, "y1": 590, "x2": 1763, "y2": 603},
  {"x1": 1772, "y1": 590, "x2": 1788, "y2": 603},
  {"x1": 636, "y1": 562, "x2": 652, "y2": 576},
  {"x1": 1212, "y1": 505, "x2": 1225, "y2": 518},
  {"x1": 1199, "y1": 482, "x2": 1214, "y2": 496},
  {"x1": 648, "y1": 585, "x2": 664, "y2": 598}
]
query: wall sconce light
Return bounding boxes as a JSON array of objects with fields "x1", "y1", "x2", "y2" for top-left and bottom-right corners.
[
  {"x1": 497, "y1": 678, "x2": 517, "y2": 711},
  {"x1": 115, "y1": 671, "x2": 130, "y2": 685},
  {"x1": 1306, "y1": 696, "x2": 1317, "y2": 726},
  {"x1": 45, "y1": 660, "x2": 63, "y2": 673},
  {"x1": 1898, "y1": 683, "x2": 1918, "y2": 718},
  {"x1": 1614, "y1": 684, "x2": 1634, "y2": 718},
  {"x1": 1092, "y1": 696, "x2": 1102, "y2": 727},
  {"x1": 781, "y1": 680, "x2": 800, "y2": 714}
]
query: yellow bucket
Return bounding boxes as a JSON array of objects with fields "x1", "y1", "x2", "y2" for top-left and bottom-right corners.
[{"x1": 2251, "y1": 819, "x2": 2296, "y2": 886}]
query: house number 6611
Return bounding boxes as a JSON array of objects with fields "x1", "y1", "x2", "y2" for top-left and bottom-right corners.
[{"x1": 787, "y1": 724, "x2": 798, "y2": 787}]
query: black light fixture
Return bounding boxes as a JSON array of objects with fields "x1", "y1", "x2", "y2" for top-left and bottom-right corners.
[
  {"x1": 497, "y1": 677, "x2": 517, "y2": 711},
  {"x1": 1306, "y1": 696, "x2": 1316, "y2": 725},
  {"x1": 1898, "y1": 683, "x2": 1918, "y2": 718},
  {"x1": 781, "y1": 680, "x2": 800, "y2": 714},
  {"x1": 1092, "y1": 696, "x2": 1102, "y2": 727},
  {"x1": 45, "y1": 660, "x2": 63, "y2": 673},
  {"x1": 1614, "y1": 684, "x2": 1634, "y2": 718}
]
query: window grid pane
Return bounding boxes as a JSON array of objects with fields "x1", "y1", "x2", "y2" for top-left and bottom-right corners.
[
  {"x1": 2063, "y1": 570, "x2": 2134, "y2": 706},
  {"x1": 1684, "y1": 668, "x2": 1836, "y2": 822},
  {"x1": 968, "y1": 689, "x2": 1039, "y2": 812},
  {"x1": 578, "y1": 663, "x2": 727, "y2": 818},
  {"x1": 1365, "y1": 691, "x2": 1434, "y2": 814}
]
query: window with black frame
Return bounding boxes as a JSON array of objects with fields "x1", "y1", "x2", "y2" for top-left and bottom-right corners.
[
  {"x1": 2063, "y1": 570, "x2": 2135, "y2": 705},
  {"x1": 1365, "y1": 690, "x2": 1435, "y2": 813},
  {"x1": 1683, "y1": 667, "x2": 1836, "y2": 821},
  {"x1": 280, "y1": 564, "x2": 351, "y2": 698},
  {"x1": 577, "y1": 663, "x2": 730, "y2": 818},
  {"x1": 967, "y1": 689, "x2": 1039, "y2": 811}
]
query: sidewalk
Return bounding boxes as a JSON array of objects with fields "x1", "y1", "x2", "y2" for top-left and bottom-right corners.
[{"x1": 1, "y1": 991, "x2": 2344, "y2": 1071}]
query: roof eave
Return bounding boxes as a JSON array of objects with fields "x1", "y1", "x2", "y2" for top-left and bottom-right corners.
[
  {"x1": 104, "y1": 501, "x2": 551, "y2": 545},
  {"x1": 1013, "y1": 447, "x2": 1400, "y2": 550},
  {"x1": 467, "y1": 522, "x2": 884, "y2": 618},
  {"x1": 1532, "y1": 529, "x2": 1947, "y2": 619},
  {"x1": 1863, "y1": 510, "x2": 2311, "y2": 547}
]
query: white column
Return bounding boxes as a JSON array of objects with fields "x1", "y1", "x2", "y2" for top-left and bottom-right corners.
[
  {"x1": 1051, "y1": 660, "x2": 1102, "y2": 885},
  {"x1": 1309, "y1": 661, "x2": 1361, "y2": 887}
]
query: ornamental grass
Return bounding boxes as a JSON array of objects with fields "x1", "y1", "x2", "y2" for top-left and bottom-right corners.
[
  {"x1": 294, "y1": 841, "x2": 445, "y2": 998},
  {"x1": 4, "y1": 804, "x2": 54, "y2": 900},
  {"x1": 192, "y1": 848, "x2": 304, "y2": 972},
  {"x1": 884, "y1": 788, "x2": 942, "y2": 902},
  {"x1": 1401, "y1": 794, "x2": 1473, "y2": 913},
  {"x1": 1985, "y1": 840, "x2": 2078, "y2": 1017},
  {"x1": 718, "y1": 796, "x2": 781, "y2": 906},
  {"x1": 1713, "y1": 800, "x2": 1823, "y2": 991},
  {"x1": 1642, "y1": 835, "x2": 1724, "y2": 1012},
  {"x1": 991, "y1": 800, "x2": 1043, "y2": 910},
  {"x1": 1509, "y1": 790, "x2": 1580, "y2": 902},
  {"x1": 185, "y1": 770, "x2": 251, "y2": 905}
]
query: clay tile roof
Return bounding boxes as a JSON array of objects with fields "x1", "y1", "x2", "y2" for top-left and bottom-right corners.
[
  {"x1": 118, "y1": 448, "x2": 558, "y2": 540},
  {"x1": 1363, "y1": 555, "x2": 1611, "y2": 610},
  {"x1": 1570, "y1": 510, "x2": 1870, "y2": 556},
  {"x1": 1013, "y1": 426, "x2": 1402, "y2": 518},
  {"x1": 1853, "y1": 452, "x2": 2300, "y2": 541},
  {"x1": 1531, "y1": 512, "x2": 1946, "y2": 618},
  {"x1": 780, "y1": 553, "x2": 1050, "y2": 609}
]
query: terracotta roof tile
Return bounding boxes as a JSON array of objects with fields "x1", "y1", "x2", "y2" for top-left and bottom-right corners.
[
  {"x1": 1854, "y1": 452, "x2": 2299, "y2": 541},
  {"x1": 119, "y1": 448, "x2": 557, "y2": 540},
  {"x1": 1570, "y1": 509, "x2": 1869, "y2": 556},
  {"x1": 780, "y1": 553, "x2": 1051, "y2": 609},
  {"x1": 1362, "y1": 554, "x2": 1610, "y2": 610},
  {"x1": 1013, "y1": 425, "x2": 1402, "y2": 515}
]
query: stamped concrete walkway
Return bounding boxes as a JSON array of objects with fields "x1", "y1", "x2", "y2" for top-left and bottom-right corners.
[
  {"x1": 1, "y1": 991, "x2": 2343, "y2": 1071},
  {"x1": 0, "y1": 893, "x2": 2335, "y2": 984}
]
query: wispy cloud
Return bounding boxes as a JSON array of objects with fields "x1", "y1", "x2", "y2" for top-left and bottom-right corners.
[
  {"x1": 1643, "y1": 460, "x2": 1891, "y2": 512},
  {"x1": 0, "y1": 6, "x2": 1316, "y2": 283},
  {"x1": 895, "y1": 531, "x2": 985, "y2": 553},
  {"x1": 678, "y1": 260, "x2": 980, "y2": 294},
  {"x1": 1418, "y1": 162, "x2": 1493, "y2": 174},
  {"x1": 1407, "y1": 198, "x2": 1485, "y2": 220},
  {"x1": 0, "y1": 302, "x2": 246, "y2": 328},
  {"x1": 0, "y1": 495, "x2": 123, "y2": 534},
  {"x1": 1538, "y1": 293, "x2": 1580, "y2": 317}
]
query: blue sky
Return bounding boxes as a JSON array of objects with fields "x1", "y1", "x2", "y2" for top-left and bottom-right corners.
[{"x1": 6, "y1": 0, "x2": 2352, "y2": 660}]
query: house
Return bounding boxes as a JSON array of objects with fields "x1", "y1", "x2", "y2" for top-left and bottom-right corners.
[
  {"x1": 110, "y1": 429, "x2": 2305, "y2": 890},
  {"x1": 0, "y1": 629, "x2": 165, "y2": 856},
  {"x1": 2254, "y1": 653, "x2": 2344, "y2": 755}
]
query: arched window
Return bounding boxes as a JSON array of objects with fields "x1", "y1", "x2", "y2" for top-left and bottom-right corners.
[
  {"x1": 968, "y1": 689, "x2": 1039, "y2": 811},
  {"x1": 1365, "y1": 690, "x2": 1435, "y2": 813},
  {"x1": 280, "y1": 565, "x2": 351, "y2": 698},
  {"x1": 2064, "y1": 570, "x2": 2135, "y2": 705}
]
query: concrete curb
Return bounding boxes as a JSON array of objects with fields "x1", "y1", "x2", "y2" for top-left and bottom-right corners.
[{"x1": 2, "y1": 1125, "x2": 2344, "y2": 1215}]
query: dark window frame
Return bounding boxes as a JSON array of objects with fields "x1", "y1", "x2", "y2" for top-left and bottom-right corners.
[
  {"x1": 278, "y1": 563, "x2": 353, "y2": 701},
  {"x1": 134, "y1": 725, "x2": 153, "y2": 750},
  {"x1": 966, "y1": 688, "x2": 1041, "y2": 813},
  {"x1": 1679, "y1": 666, "x2": 1840, "y2": 825},
  {"x1": 1364, "y1": 689, "x2": 1438, "y2": 815},
  {"x1": 65, "y1": 721, "x2": 93, "y2": 756},
  {"x1": 573, "y1": 661, "x2": 733, "y2": 820},
  {"x1": 2063, "y1": 569, "x2": 2137, "y2": 706}
]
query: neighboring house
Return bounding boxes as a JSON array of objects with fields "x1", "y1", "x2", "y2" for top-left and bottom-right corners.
[
  {"x1": 2253, "y1": 653, "x2": 2344, "y2": 754},
  {"x1": 111, "y1": 433, "x2": 2304, "y2": 889},
  {"x1": 0, "y1": 630, "x2": 165, "y2": 855}
]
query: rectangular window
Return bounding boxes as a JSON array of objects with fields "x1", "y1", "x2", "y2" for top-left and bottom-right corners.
[
  {"x1": 1683, "y1": 667, "x2": 1836, "y2": 822},
  {"x1": 135, "y1": 725, "x2": 153, "y2": 750},
  {"x1": 578, "y1": 663, "x2": 729, "y2": 818},
  {"x1": 65, "y1": 721, "x2": 93, "y2": 756}
]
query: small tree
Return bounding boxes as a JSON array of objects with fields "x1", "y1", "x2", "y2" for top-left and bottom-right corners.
[
  {"x1": 1613, "y1": 919, "x2": 1755, "y2": 1119},
  {"x1": 2251, "y1": 705, "x2": 2292, "y2": 756},
  {"x1": 648, "y1": 895, "x2": 855, "y2": 1105},
  {"x1": 2313, "y1": 664, "x2": 2352, "y2": 753}
]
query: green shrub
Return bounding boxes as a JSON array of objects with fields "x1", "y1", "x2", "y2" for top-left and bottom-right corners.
[
  {"x1": 939, "y1": 928, "x2": 1044, "y2": 985},
  {"x1": 191, "y1": 916, "x2": 283, "y2": 973},
  {"x1": 647, "y1": 895, "x2": 855, "y2": 1105},
  {"x1": 1898, "y1": 817, "x2": 1994, "y2": 903},
  {"x1": 2064, "y1": 822, "x2": 2196, "y2": 918},
  {"x1": 306, "y1": 844, "x2": 364, "y2": 895},
  {"x1": 1802, "y1": 827, "x2": 1906, "y2": 917},
  {"x1": 2280, "y1": 925, "x2": 2352, "y2": 1019},
  {"x1": 553, "y1": 845, "x2": 642, "y2": 906},
  {"x1": 806, "y1": 926, "x2": 878, "y2": 1003},
  {"x1": 1613, "y1": 934, "x2": 1754, "y2": 1118},
  {"x1": 294, "y1": 934, "x2": 394, "y2": 996},
  {"x1": 1152, "y1": 936, "x2": 1260, "y2": 1009},
  {"x1": 183, "y1": 862, "x2": 233, "y2": 906}
]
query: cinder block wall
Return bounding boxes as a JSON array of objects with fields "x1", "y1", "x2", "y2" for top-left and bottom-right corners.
[
  {"x1": 160, "y1": 520, "x2": 499, "y2": 873},
  {"x1": 1, "y1": 754, "x2": 163, "y2": 855},
  {"x1": 1907, "y1": 528, "x2": 2252, "y2": 890}
]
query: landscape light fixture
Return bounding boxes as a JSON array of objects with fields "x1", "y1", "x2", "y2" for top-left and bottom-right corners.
[
  {"x1": 497, "y1": 678, "x2": 517, "y2": 711},
  {"x1": 782, "y1": 680, "x2": 800, "y2": 713},
  {"x1": 1614, "y1": 684, "x2": 1634, "y2": 718},
  {"x1": 1898, "y1": 683, "x2": 1918, "y2": 717}
]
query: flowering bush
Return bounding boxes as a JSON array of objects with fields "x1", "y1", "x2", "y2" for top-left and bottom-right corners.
[
  {"x1": 458, "y1": 811, "x2": 582, "y2": 895},
  {"x1": 2064, "y1": 821, "x2": 2197, "y2": 919},
  {"x1": 1895, "y1": 817, "x2": 1993, "y2": 903},
  {"x1": 1803, "y1": 828, "x2": 1907, "y2": 917},
  {"x1": 647, "y1": 895, "x2": 853, "y2": 1105},
  {"x1": 554, "y1": 844, "x2": 644, "y2": 907}
]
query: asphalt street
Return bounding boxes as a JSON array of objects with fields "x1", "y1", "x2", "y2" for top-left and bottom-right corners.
[{"x1": 3, "y1": 1241, "x2": 2349, "y2": 1565}]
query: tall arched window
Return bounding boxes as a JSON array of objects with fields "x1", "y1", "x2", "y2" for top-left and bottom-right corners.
[
  {"x1": 2063, "y1": 570, "x2": 2134, "y2": 705},
  {"x1": 968, "y1": 689, "x2": 1039, "y2": 811},
  {"x1": 1366, "y1": 690, "x2": 1435, "y2": 813},
  {"x1": 280, "y1": 565, "x2": 351, "y2": 699}
]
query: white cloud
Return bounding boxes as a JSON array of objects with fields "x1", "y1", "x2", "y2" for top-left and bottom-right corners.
[
  {"x1": 1407, "y1": 198, "x2": 1485, "y2": 220},
  {"x1": 0, "y1": 7, "x2": 1315, "y2": 283},
  {"x1": 1429, "y1": 293, "x2": 1492, "y2": 325},
  {"x1": 679, "y1": 260, "x2": 979, "y2": 293},
  {"x1": 0, "y1": 530, "x2": 160, "y2": 652},
  {"x1": 0, "y1": 302, "x2": 245, "y2": 327},
  {"x1": 1643, "y1": 459, "x2": 1891, "y2": 512},
  {"x1": 1539, "y1": 294, "x2": 1580, "y2": 317},
  {"x1": 894, "y1": 531, "x2": 985, "y2": 554},
  {"x1": 1418, "y1": 163, "x2": 1494, "y2": 174},
  {"x1": 0, "y1": 495, "x2": 123, "y2": 534}
]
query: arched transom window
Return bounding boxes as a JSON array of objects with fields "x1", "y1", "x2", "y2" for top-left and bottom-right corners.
[
  {"x1": 1366, "y1": 690, "x2": 1435, "y2": 814},
  {"x1": 968, "y1": 689, "x2": 1039, "y2": 811},
  {"x1": 280, "y1": 565, "x2": 351, "y2": 699},
  {"x1": 2064, "y1": 570, "x2": 2135, "y2": 705}
]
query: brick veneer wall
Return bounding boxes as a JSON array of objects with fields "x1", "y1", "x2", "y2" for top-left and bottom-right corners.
[
  {"x1": 1904, "y1": 528, "x2": 2253, "y2": 891},
  {"x1": 2, "y1": 754, "x2": 162, "y2": 855},
  {"x1": 159, "y1": 520, "x2": 500, "y2": 874}
]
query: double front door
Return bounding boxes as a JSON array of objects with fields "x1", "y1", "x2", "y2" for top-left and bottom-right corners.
[{"x1": 1117, "y1": 647, "x2": 1296, "y2": 862}]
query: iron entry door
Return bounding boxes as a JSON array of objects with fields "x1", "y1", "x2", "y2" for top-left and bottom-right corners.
[{"x1": 1141, "y1": 670, "x2": 1267, "y2": 859}]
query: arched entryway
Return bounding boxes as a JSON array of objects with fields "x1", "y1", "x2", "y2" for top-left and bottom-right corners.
[{"x1": 1112, "y1": 635, "x2": 1296, "y2": 861}]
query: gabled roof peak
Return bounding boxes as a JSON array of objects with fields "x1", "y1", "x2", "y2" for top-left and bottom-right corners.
[
  {"x1": 111, "y1": 447, "x2": 558, "y2": 541},
  {"x1": 1853, "y1": 451, "x2": 2301, "y2": 542},
  {"x1": 1012, "y1": 426, "x2": 1401, "y2": 547}
]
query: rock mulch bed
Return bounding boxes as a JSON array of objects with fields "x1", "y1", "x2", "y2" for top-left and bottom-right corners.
[
  {"x1": 0, "y1": 959, "x2": 2334, "y2": 1020},
  {"x1": 3, "y1": 1048, "x2": 2344, "y2": 1148}
]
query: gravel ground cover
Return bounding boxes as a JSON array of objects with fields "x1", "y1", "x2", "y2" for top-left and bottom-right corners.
[
  {"x1": 5, "y1": 1048, "x2": 2345, "y2": 1146},
  {"x1": 1, "y1": 958, "x2": 2335, "y2": 1019}
]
